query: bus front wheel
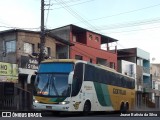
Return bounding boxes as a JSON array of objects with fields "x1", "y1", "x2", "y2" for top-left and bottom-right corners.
[{"x1": 83, "y1": 100, "x2": 91, "y2": 115}]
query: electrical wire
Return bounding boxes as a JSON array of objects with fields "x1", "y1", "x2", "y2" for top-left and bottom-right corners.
[
  {"x1": 52, "y1": 0, "x2": 94, "y2": 10},
  {"x1": 51, "y1": 0, "x2": 90, "y2": 5},
  {"x1": 54, "y1": 0, "x2": 99, "y2": 31},
  {"x1": 105, "y1": 24, "x2": 160, "y2": 34},
  {"x1": 96, "y1": 18, "x2": 160, "y2": 30},
  {"x1": 75, "y1": 2, "x2": 160, "y2": 24},
  {"x1": 0, "y1": 25, "x2": 40, "y2": 31},
  {"x1": 45, "y1": 0, "x2": 52, "y2": 26}
]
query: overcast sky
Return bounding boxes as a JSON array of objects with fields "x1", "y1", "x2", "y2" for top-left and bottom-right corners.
[{"x1": 0, "y1": 0, "x2": 160, "y2": 63}]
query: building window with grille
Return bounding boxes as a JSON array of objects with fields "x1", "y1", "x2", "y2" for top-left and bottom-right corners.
[
  {"x1": 24, "y1": 42, "x2": 34, "y2": 54},
  {"x1": 5, "y1": 40, "x2": 16, "y2": 53}
]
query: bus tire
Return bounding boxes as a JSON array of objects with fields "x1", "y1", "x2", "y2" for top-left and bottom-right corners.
[
  {"x1": 83, "y1": 100, "x2": 91, "y2": 115},
  {"x1": 120, "y1": 102, "x2": 126, "y2": 113},
  {"x1": 125, "y1": 102, "x2": 129, "y2": 111}
]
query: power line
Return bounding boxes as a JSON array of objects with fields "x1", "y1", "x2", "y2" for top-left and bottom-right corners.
[
  {"x1": 87, "y1": 17, "x2": 160, "y2": 34},
  {"x1": 51, "y1": 0, "x2": 90, "y2": 5},
  {"x1": 52, "y1": 0, "x2": 94, "y2": 10},
  {"x1": 95, "y1": 17, "x2": 160, "y2": 30},
  {"x1": 106, "y1": 25, "x2": 160, "y2": 34},
  {"x1": 54, "y1": 0, "x2": 99, "y2": 31},
  {"x1": 45, "y1": 0, "x2": 52, "y2": 26},
  {"x1": 0, "y1": 25, "x2": 40, "y2": 30},
  {"x1": 75, "y1": 2, "x2": 160, "y2": 24}
]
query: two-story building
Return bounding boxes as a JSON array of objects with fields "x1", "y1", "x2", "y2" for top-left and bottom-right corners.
[
  {"x1": 48, "y1": 24, "x2": 118, "y2": 70},
  {"x1": 0, "y1": 29, "x2": 72, "y2": 110},
  {"x1": 117, "y1": 48, "x2": 151, "y2": 108}
]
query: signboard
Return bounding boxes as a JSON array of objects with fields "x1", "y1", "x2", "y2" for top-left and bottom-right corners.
[
  {"x1": 0, "y1": 62, "x2": 18, "y2": 83},
  {"x1": 21, "y1": 56, "x2": 38, "y2": 70}
]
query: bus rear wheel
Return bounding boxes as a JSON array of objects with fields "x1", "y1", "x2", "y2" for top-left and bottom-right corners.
[
  {"x1": 125, "y1": 102, "x2": 129, "y2": 111},
  {"x1": 120, "y1": 102, "x2": 129, "y2": 113},
  {"x1": 120, "y1": 102, "x2": 126, "y2": 113},
  {"x1": 83, "y1": 101, "x2": 91, "y2": 115}
]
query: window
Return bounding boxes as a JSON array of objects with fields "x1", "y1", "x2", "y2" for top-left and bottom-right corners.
[
  {"x1": 24, "y1": 42, "x2": 34, "y2": 54},
  {"x1": 158, "y1": 84, "x2": 160, "y2": 91},
  {"x1": 110, "y1": 62, "x2": 115, "y2": 69},
  {"x1": 89, "y1": 34, "x2": 92, "y2": 40},
  {"x1": 95, "y1": 36, "x2": 99, "y2": 42},
  {"x1": 84, "y1": 63, "x2": 135, "y2": 89},
  {"x1": 73, "y1": 35, "x2": 76, "y2": 42},
  {"x1": 57, "y1": 53, "x2": 67, "y2": 59},
  {"x1": 5, "y1": 41, "x2": 16, "y2": 53},
  {"x1": 72, "y1": 63, "x2": 84, "y2": 96},
  {"x1": 152, "y1": 81, "x2": 155, "y2": 89},
  {"x1": 89, "y1": 59, "x2": 92, "y2": 63},
  {"x1": 84, "y1": 64, "x2": 95, "y2": 81},
  {"x1": 75, "y1": 55, "x2": 83, "y2": 60},
  {"x1": 44, "y1": 47, "x2": 51, "y2": 56}
]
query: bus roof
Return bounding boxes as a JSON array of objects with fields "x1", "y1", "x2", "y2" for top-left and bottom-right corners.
[
  {"x1": 41, "y1": 59, "x2": 77, "y2": 63},
  {"x1": 41, "y1": 59, "x2": 134, "y2": 79}
]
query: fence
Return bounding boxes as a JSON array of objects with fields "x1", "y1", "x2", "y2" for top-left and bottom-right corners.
[{"x1": 0, "y1": 83, "x2": 32, "y2": 111}]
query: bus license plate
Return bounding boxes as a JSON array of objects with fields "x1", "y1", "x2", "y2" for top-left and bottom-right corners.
[{"x1": 46, "y1": 106, "x2": 52, "y2": 109}]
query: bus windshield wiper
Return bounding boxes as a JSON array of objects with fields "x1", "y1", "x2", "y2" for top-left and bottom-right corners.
[
  {"x1": 49, "y1": 75, "x2": 59, "y2": 96},
  {"x1": 40, "y1": 77, "x2": 49, "y2": 94}
]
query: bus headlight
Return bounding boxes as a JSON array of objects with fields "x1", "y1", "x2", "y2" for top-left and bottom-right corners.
[
  {"x1": 59, "y1": 101, "x2": 70, "y2": 105},
  {"x1": 33, "y1": 99, "x2": 39, "y2": 103},
  {"x1": 35, "y1": 100, "x2": 39, "y2": 103}
]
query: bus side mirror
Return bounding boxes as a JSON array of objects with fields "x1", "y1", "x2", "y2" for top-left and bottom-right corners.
[{"x1": 68, "y1": 72, "x2": 74, "y2": 84}]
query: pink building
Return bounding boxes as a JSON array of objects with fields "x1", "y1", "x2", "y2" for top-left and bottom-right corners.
[{"x1": 49, "y1": 24, "x2": 118, "y2": 70}]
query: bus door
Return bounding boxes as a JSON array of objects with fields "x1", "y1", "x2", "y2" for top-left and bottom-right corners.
[{"x1": 70, "y1": 63, "x2": 84, "y2": 111}]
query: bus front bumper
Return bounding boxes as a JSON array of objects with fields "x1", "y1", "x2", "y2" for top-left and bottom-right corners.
[{"x1": 33, "y1": 102, "x2": 70, "y2": 111}]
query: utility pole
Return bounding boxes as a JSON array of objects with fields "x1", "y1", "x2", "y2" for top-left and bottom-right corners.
[{"x1": 39, "y1": 0, "x2": 45, "y2": 64}]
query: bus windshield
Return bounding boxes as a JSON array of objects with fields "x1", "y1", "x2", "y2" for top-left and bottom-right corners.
[
  {"x1": 35, "y1": 73, "x2": 70, "y2": 96},
  {"x1": 34, "y1": 62, "x2": 74, "y2": 97}
]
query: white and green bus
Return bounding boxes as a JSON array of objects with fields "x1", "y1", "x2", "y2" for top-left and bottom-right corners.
[{"x1": 33, "y1": 59, "x2": 135, "y2": 113}]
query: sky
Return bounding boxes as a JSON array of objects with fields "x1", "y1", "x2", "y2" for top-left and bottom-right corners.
[{"x1": 0, "y1": 0, "x2": 160, "y2": 63}]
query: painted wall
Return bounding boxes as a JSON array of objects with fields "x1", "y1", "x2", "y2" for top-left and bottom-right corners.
[
  {"x1": 70, "y1": 42, "x2": 117, "y2": 70},
  {"x1": 86, "y1": 31, "x2": 101, "y2": 49},
  {"x1": 137, "y1": 48, "x2": 150, "y2": 60}
]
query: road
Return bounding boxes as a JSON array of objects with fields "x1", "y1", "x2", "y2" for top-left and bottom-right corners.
[{"x1": 1, "y1": 111, "x2": 160, "y2": 120}]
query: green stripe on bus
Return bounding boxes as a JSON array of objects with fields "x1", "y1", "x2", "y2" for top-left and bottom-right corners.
[
  {"x1": 49, "y1": 97, "x2": 66, "y2": 102},
  {"x1": 94, "y1": 82, "x2": 112, "y2": 106}
]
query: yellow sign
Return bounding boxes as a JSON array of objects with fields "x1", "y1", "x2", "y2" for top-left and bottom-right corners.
[{"x1": 0, "y1": 62, "x2": 18, "y2": 83}]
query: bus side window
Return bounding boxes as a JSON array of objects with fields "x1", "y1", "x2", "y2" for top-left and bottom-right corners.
[
  {"x1": 71, "y1": 63, "x2": 83, "y2": 96},
  {"x1": 116, "y1": 74, "x2": 121, "y2": 87},
  {"x1": 84, "y1": 64, "x2": 95, "y2": 81}
]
